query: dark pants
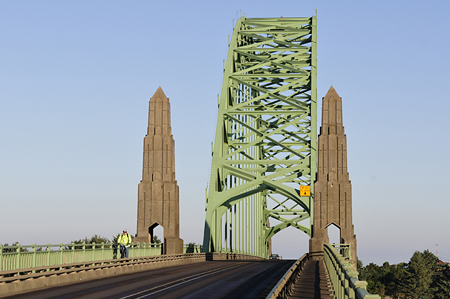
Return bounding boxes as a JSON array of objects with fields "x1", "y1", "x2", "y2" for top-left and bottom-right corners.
[{"x1": 120, "y1": 245, "x2": 129, "y2": 258}]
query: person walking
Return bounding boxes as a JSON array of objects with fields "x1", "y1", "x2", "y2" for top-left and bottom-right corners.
[{"x1": 118, "y1": 229, "x2": 132, "y2": 258}]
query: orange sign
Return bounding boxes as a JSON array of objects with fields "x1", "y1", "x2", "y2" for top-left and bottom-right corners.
[{"x1": 300, "y1": 186, "x2": 311, "y2": 196}]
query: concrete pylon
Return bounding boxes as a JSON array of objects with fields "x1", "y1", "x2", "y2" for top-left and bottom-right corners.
[
  {"x1": 309, "y1": 86, "x2": 357, "y2": 266},
  {"x1": 134, "y1": 87, "x2": 183, "y2": 255}
]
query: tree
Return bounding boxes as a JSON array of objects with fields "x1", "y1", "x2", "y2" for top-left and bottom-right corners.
[
  {"x1": 152, "y1": 235, "x2": 161, "y2": 244},
  {"x1": 357, "y1": 251, "x2": 445, "y2": 299},
  {"x1": 360, "y1": 262, "x2": 386, "y2": 295},
  {"x1": 69, "y1": 235, "x2": 111, "y2": 249},
  {"x1": 357, "y1": 259, "x2": 365, "y2": 278},
  {"x1": 2, "y1": 242, "x2": 29, "y2": 253},
  {"x1": 364, "y1": 263, "x2": 383, "y2": 282},
  {"x1": 431, "y1": 263, "x2": 450, "y2": 298},
  {"x1": 401, "y1": 250, "x2": 437, "y2": 299},
  {"x1": 385, "y1": 263, "x2": 406, "y2": 299},
  {"x1": 367, "y1": 280, "x2": 385, "y2": 295},
  {"x1": 112, "y1": 233, "x2": 120, "y2": 244}
]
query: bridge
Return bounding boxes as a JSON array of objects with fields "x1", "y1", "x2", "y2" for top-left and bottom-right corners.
[{"x1": 1, "y1": 15, "x2": 379, "y2": 299}]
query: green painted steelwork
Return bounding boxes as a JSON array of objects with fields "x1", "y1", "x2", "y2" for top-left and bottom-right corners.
[
  {"x1": 0, "y1": 243, "x2": 162, "y2": 272},
  {"x1": 203, "y1": 15, "x2": 317, "y2": 258},
  {"x1": 0, "y1": 243, "x2": 202, "y2": 272},
  {"x1": 323, "y1": 243, "x2": 381, "y2": 299},
  {"x1": 266, "y1": 253, "x2": 309, "y2": 298}
]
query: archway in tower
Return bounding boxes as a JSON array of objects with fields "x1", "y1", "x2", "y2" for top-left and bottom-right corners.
[
  {"x1": 327, "y1": 223, "x2": 341, "y2": 245},
  {"x1": 149, "y1": 222, "x2": 164, "y2": 245}
]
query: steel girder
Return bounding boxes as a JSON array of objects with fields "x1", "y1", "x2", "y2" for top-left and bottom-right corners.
[{"x1": 203, "y1": 16, "x2": 317, "y2": 258}]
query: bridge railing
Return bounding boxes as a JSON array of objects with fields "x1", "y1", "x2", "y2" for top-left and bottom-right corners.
[
  {"x1": 183, "y1": 244, "x2": 202, "y2": 253},
  {"x1": 265, "y1": 253, "x2": 309, "y2": 299},
  {"x1": 217, "y1": 248, "x2": 266, "y2": 259},
  {"x1": 0, "y1": 242, "x2": 162, "y2": 272},
  {"x1": 323, "y1": 243, "x2": 380, "y2": 299}
]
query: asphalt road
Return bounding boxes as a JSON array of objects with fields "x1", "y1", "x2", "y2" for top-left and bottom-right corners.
[{"x1": 5, "y1": 260, "x2": 295, "y2": 299}]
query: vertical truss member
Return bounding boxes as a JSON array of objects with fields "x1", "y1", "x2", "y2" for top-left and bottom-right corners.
[{"x1": 203, "y1": 15, "x2": 317, "y2": 258}]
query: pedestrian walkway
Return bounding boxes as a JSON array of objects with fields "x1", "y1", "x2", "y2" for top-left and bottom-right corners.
[{"x1": 289, "y1": 259, "x2": 334, "y2": 299}]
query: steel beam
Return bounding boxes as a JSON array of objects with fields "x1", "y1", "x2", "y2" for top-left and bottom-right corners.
[{"x1": 203, "y1": 15, "x2": 317, "y2": 258}]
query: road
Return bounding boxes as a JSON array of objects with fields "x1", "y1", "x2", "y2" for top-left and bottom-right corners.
[{"x1": 5, "y1": 260, "x2": 295, "y2": 299}]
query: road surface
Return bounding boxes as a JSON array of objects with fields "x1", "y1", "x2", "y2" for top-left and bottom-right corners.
[{"x1": 5, "y1": 260, "x2": 295, "y2": 299}]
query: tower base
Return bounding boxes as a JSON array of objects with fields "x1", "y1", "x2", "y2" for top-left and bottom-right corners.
[{"x1": 164, "y1": 236, "x2": 184, "y2": 255}]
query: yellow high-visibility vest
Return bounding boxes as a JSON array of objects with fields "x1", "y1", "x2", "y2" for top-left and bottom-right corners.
[{"x1": 118, "y1": 233, "x2": 132, "y2": 246}]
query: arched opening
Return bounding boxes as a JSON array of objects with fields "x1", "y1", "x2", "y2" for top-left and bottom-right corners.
[
  {"x1": 148, "y1": 223, "x2": 164, "y2": 244},
  {"x1": 327, "y1": 223, "x2": 341, "y2": 245}
]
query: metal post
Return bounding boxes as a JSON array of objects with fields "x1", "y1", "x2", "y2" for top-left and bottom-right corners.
[
  {"x1": 59, "y1": 243, "x2": 63, "y2": 268},
  {"x1": 225, "y1": 211, "x2": 228, "y2": 252},
  {"x1": 46, "y1": 243, "x2": 50, "y2": 270},
  {"x1": 32, "y1": 244, "x2": 36, "y2": 271},
  {"x1": 310, "y1": 12, "x2": 318, "y2": 230},
  {"x1": 16, "y1": 244, "x2": 20, "y2": 270},
  {"x1": 71, "y1": 243, "x2": 75, "y2": 263},
  {"x1": 0, "y1": 244, "x2": 3, "y2": 271}
]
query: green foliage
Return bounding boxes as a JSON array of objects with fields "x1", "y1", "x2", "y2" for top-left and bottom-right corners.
[
  {"x1": 184, "y1": 242, "x2": 201, "y2": 253},
  {"x1": 385, "y1": 262, "x2": 406, "y2": 299},
  {"x1": 360, "y1": 262, "x2": 387, "y2": 296},
  {"x1": 152, "y1": 235, "x2": 161, "y2": 244},
  {"x1": 2, "y1": 242, "x2": 29, "y2": 253},
  {"x1": 359, "y1": 250, "x2": 448, "y2": 299},
  {"x1": 112, "y1": 233, "x2": 120, "y2": 244},
  {"x1": 357, "y1": 259, "x2": 364, "y2": 274},
  {"x1": 401, "y1": 250, "x2": 437, "y2": 299},
  {"x1": 69, "y1": 235, "x2": 111, "y2": 249},
  {"x1": 431, "y1": 263, "x2": 450, "y2": 298}
]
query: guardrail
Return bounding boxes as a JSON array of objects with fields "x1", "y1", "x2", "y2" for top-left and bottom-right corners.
[
  {"x1": 0, "y1": 253, "x2": 205, "y2": 298},
  {"x1": 183, "y1": 244, "x2": 202, "y2": 253},
  {"x1": 265, "y1": 253, "x2": 309, "y2": 299},
  {"x1": 323, "y1": 243, "x2": 380, "y2": 299},
  {"x1": 0, "y1": 242, "x2": 162, "y2": 272},
  {"x1": 0, "y1": 252, "x2": 262, "y2": 297},
  {"x1": 330, "y1": 243, "x2": 351, "y2": 260}
]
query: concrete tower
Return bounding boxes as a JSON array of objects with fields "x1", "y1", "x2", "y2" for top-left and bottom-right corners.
[
  {"x1": 134, "y1": 87, "x2": 183, "y2": 254},
  {"x1": 309, "y1": 86, "x2": 357, "y2": 265}
]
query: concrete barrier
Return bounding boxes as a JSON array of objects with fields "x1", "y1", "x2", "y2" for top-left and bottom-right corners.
[
  {"x1": 0, "y1": 252, "x2": 262, "y2": 298},
  {"x1": 0, "y1": 253, "x2": 205, "y2": 298}
]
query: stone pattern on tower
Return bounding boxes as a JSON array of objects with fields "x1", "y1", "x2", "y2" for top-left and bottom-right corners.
[
  {"x1": 134, "y1": 87, "x2": 183, "y2": 254},
  {"x1": 309, "y1": 86, "x2": 357, "y2": 266}
]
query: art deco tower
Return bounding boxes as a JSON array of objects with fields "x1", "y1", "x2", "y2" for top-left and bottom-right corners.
[
  {"x1": 310, "y1": 86, "x2": 357, "y2": 265},
  {"x1": 134, "y1": 87, "x2": 183, "y2": 254}
]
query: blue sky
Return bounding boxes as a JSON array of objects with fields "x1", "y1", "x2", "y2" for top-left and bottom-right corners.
[{"x1": 1, "y1": 0, "x2": 449, "y2": 265}]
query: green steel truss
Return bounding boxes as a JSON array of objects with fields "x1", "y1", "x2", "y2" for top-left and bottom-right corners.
[{"x1": 203, "y1": 16, "x2": 317, "y2": 258}]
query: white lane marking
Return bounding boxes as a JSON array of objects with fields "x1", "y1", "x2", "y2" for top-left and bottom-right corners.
[{"x1": 119, "y1": 262, "x2": 247, "y2": 299}]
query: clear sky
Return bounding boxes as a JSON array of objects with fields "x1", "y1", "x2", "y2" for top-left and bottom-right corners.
[{"x1": 1, "y1": 1, "x2": 449, "y2": 266}]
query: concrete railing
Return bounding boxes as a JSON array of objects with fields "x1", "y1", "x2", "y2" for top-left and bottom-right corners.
[
  {"x1": 265, "y1": 253, "x2": 309, "y2": 299},
  {"x1": 0, "y1": 252, "x2": 260, "y2": 298},
  {"x1": 0, "y1": 243, "x2": 204, "y2": 272},
  {"x1": 323, "y1": 243, "x2": 380, "y2": 299},
  {"x1": 0, "y1": 243, "x2": 162, "y2": 272}
]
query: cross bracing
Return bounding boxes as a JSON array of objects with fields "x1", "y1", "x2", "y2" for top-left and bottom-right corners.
[{"x1": 203, "y1": 16, "x2": 317, "y2": 258}]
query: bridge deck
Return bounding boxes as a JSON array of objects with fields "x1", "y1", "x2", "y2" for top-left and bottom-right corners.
[
  {"x1": 4, "y1": 260, "x2": 294, "y2": 299},
  {"x1": 289, "y1": 259, "x2": 333, "y2": 299}
]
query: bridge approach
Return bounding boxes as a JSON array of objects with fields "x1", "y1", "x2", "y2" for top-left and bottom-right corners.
[{"x1": 1, "y1": 14, "x2": 380, "y2": 299}]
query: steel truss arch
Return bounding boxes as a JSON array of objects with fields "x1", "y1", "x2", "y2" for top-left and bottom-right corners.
[{"x1": 203, "y1": 15, "x2": 317, "y2": 258}]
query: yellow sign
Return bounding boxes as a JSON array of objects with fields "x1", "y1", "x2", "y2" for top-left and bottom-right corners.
[{"x1": 300, "y1": 186, "x2": 311, "y2": 197}]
